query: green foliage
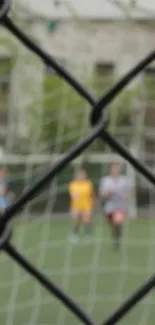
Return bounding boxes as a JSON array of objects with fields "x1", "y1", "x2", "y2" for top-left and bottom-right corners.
[
  {"x1": 110, "y1": 88, "x2": 138, "y2": 128},
  {"x1": 90, "y1": 70, "x2": 140, "y2": 150},
  {"x1": 141, "y1": 71, "x2": 155, "y2": 131},
  {"x1": 37, "y1": 74, "x2": 90, "y2": 152},
  {"x1": 0, "y1": 57, "x2": 14, "y2": 76},
  {"x1": 92, "y1": 69, "x2": 138, "y2": 131},
  {"x1": 144, "y1": 72, "x2": 155, "y2": 101},
  {"x1": 0, "y1": 35, "x2": 18, "y2": 57},
  {"x1": 0, "y1": 57, "x2": 14, "y2": 125},
  {"x1": 27, "y1": 70, "x2": 142, "y2": 154},
  {"x1": 93, "y1": 71, "x2": 114, "y2": 98}
]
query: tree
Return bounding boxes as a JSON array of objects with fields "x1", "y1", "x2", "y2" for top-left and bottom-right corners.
[
  {"x1": 27, "y1": 69, "x2": 141, "y2": 154},
  {"x1": 27, "y1": 72, "x2": 90, "y2": 153}
]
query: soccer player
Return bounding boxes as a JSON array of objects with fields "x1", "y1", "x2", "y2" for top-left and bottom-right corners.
[
  {"x1": 68, "y1": 169, "x2": 95, "y2": 242},
  {"x1": 0, "y1": 168, "x2": 14, "y2": 212},
  {"x1": 99, "y1": 163, "x2": 132, "y2": 250}
]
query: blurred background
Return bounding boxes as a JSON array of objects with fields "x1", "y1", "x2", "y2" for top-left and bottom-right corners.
[
  {"x1": 1, "y1": 2, "x2": 155, "y2": 325},
  {"x1": 0, "y1": 0, "x2": 155, "y2": 215}
]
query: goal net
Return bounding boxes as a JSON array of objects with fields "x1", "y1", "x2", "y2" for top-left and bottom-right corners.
[{"x1": 0, "y1": 1, "x2": 155, "y2": 325}]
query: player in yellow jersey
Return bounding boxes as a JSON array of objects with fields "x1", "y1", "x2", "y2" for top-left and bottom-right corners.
[{"x1": 68, "y1": 169, "x2": 95, "y2": 242}]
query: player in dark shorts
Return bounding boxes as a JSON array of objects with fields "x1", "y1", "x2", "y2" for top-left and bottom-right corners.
[{"x1": 99, "y1": 163, "x2": 132, "y2": 250}]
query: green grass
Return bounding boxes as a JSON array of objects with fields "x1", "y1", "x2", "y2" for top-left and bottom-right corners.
[{"x1": 0, "y1": 217, "x2": 155, "y2": 325}]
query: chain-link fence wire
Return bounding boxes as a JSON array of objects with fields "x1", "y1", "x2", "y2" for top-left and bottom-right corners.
[{"x1": 0, "y1": 1, "x2": 155, "y2": 324}]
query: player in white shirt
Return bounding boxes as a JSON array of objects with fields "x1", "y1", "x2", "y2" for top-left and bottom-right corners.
[{"x1": 99, "y1": 163, "x2": 132, "y2": 249}]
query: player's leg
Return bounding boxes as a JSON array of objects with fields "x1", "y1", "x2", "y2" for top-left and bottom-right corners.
[
  {"x1": 82, "y1": 208, "x2": 92, "y2": 239},
  {"x1": 106, "y1": 213, "x2": 115, "y2": 244},
  {"x1": 111, "y1": 210, "x2": 125, "y2": 249},
  {"x1": 70, "y1": 209, "x2": 81, "y2": 241},
  {"x1": 111, "y1": 223, "x2": 122, "y2": 249},
  {"x1": 105, "y1": 212, "x2": 121, "y2": 249}
]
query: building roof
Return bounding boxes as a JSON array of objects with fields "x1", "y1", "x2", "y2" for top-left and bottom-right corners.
[{"x1": 20, "y1": 0, "x2": 155, "y2": 20}]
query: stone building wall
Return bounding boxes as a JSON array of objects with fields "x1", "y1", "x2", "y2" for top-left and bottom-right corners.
[{"x1": 32, "y1": 19, "x2": 155, "y2": 77}]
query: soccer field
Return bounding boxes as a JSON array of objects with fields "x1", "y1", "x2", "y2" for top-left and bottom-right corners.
[{"x1": 0, "y1": 217, "x2": 155, "y2": 325}]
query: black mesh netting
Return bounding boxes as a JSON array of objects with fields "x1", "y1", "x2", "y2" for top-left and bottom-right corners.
[{"x1": 0, "y1": 1, "x2": 155, "y2": 324}]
